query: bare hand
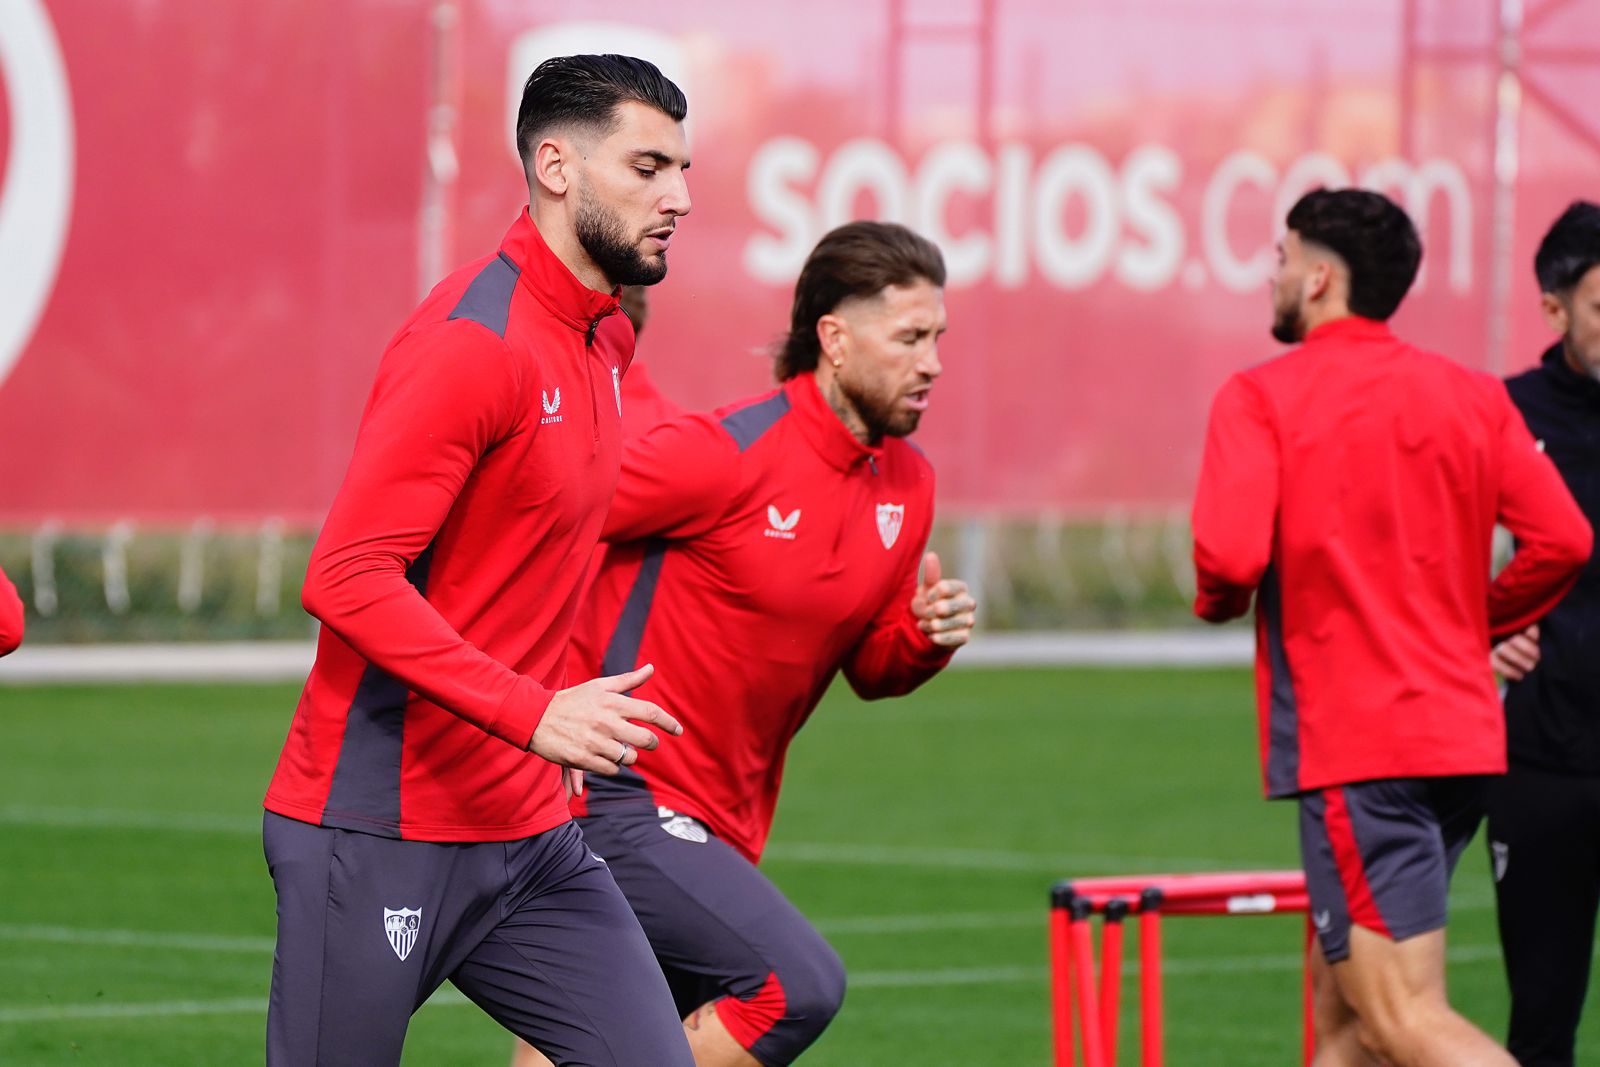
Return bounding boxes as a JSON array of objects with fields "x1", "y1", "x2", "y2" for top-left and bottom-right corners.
[
  {"x1": 530, "y1": 664, "x2": 683, "y2": 777},
  {"x1": 910, "y1": 551, "x2": 976, "y2": 649},
  {"x1": 1490, "y1": 624, "x2": 1540, "y2": 682}
]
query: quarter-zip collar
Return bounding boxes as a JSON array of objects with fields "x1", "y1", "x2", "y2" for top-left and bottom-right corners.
[
  {"x1": 787, "y1": 371, "x2": 885, "y2": 474},
  {"x1": 1539, "y1": 340, "x2": 1600, "y2": 405},
  {"x1": 1303, "y1": 315, "x2": 1393, "y2": 346},
  {"x1": 498, "y1": 208, "x2": 621, "y2": 335}
]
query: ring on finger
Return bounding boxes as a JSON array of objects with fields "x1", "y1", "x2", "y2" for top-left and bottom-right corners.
[{"x1": 615, "y1": 743, "x2": 632, "y2": 765}]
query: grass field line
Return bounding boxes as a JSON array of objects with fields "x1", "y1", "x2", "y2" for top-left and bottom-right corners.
[
  {"x1": 0, "y1": 887, "x2": 1500, "y2": 965},
  {"x1": 0, "y1": 923, "x2": 277, "y2": 954},
  {"x1": 0, "y1": 804, "x2": 1505, "y2": 910},
  {"x1": 0, "y1": 803, "x2": 1285, "y2": 872},
  {"x1": 0, "y1": 945, "x2": 1510, "y2": 1025},
  {"x1": 0, "y1": 632, "x2": 1253, "y2": 685},
  {"x1": 761, "y1": 840, "x2": 1290, "y2": 873},
  {"x1": 0, "y1": 912, "x2": 1046, "y2": 956}
]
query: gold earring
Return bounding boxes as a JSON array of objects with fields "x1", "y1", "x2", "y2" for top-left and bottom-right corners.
[{"x1": 830, "y1": 357, "x2": 842, "y2": 368}]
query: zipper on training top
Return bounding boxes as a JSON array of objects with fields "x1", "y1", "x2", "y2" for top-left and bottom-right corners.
[{"x1": 585, "y1": 315, "x2": 603, "y2": 450}]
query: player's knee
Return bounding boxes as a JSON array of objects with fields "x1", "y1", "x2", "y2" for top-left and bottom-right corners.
[
  {"x1": 781, "y1": 938, "x2": 846, "y2": 1035},
  {"x1": 1352, "y1": 997, "x2": 1449, "y2": 1063}
]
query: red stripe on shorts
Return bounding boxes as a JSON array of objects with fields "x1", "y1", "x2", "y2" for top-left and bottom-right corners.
[
  {"x1": 1323, "y1": 786, "x2": 1391, "y2": 937},
  {"x1": 714, "y1": 971, "x2": 786, "y2": 1052}
]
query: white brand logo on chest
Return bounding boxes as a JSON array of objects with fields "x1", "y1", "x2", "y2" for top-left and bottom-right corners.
[
  {"x1": 765, "y1": 504, "x2": 800, "y2": 540},
  {"x1": 612, "y1": 367, "x2": 622, "y2": 416},
  {"x1": 876, "y1": 503, "x2": 905, "y2": 549},
  {"x1": 541, "y1": 387, "x2": 563, "y2": 425}
]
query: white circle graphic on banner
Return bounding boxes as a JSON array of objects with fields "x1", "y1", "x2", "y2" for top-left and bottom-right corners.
[{"x1": 0, "y1": 0, "x2": 74, "y2": 392}]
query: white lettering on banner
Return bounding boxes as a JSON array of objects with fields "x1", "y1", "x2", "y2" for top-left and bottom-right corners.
[
  {"x1": 0, "y1": 0, "x2": 75, "y2": 393},
  {"x1": 745, "y1": 137, "x2": 819, "y2": 282},
  {"x1": 1117, "y1": 145, "x2": 1185, "y2": 292},
  {"x1": 1031, "y1": 145, "x2": 1119, "y2": 289},
  {"x1": 745, "y1": 138, "x2": 1474, "y2": 296},
  {"x1": 1201, "y1": 150, "x2": 1278, "y2": 291},
  {"x1": 912, "y1": 141, "x2": 992, "y2": 286}
]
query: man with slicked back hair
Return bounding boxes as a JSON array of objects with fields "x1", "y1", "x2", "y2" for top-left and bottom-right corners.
[{"x1": 261, "y1": 54, "x2": 695, "y2": 1066}]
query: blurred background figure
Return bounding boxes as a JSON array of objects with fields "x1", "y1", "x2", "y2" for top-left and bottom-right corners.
[
  {"x1": 1487, "y1": 200, "x2": 1600, "y2": 1067},
  {"x1": 0, "y1": 563, "x2": 23, "y2": 655}
]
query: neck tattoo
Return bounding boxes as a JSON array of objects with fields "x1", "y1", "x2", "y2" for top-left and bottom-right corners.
[{"x1": 826, "y1": 377, "x2": 872, "y2": 444}]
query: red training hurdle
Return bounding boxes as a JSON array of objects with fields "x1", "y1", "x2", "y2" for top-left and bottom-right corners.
[{"x1": 1049, "y1": 870, "x2": 1314, "y2": 1067}]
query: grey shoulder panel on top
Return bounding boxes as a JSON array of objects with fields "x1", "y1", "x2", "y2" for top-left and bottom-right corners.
[
  {"x1": 446, "y1": 252, "x2": 520, "y2": 338},
  {"x1": 719, "y1": 392, "x2": 792, "y2": 452}
]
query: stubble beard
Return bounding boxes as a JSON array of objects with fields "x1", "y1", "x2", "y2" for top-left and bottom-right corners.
[
  {"x1": 575, "y1": 192, "x2": 667, "y2": 288},
  {"x1": 1270, "y1": 301, "x2": 1305, "y2": 345}
]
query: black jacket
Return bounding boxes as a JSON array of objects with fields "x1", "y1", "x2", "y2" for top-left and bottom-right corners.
[{"x1": 1504, "y1": 343, "x2": 1600, "y2": 774}]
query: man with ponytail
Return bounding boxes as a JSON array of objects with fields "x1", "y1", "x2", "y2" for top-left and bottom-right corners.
[{"x1": 515, "y1": 221, "x2": 975, "y2": 1067}]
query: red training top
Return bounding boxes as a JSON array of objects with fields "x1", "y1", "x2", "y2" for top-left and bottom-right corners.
[
  {"x1": 265, "y1": 211, "x2": 631, "y2": 842},
  {"x1": 0, "y1": 563, "x2": 23, "y2": 655},
  {"x1": 571, "y1": 372, "x2": 953, "y2": 862},
  {"x1": 1193, "y1": 317, "x2": 1592, "y2": 797}
]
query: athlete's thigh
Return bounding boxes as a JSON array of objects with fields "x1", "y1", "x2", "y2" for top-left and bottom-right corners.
[
  {"x1": 263, "y1": 812, "x2": 501, "y2": 1067},
  {"x1": 1299, "y1": 778, "x2": 1454, "y2": 965},
  {"x1": 449, "y1": 820, "x2": 693, "y2": 1067},
  {"x1": 579, "y1": 807, "x2": 827, "y2": 1000}
]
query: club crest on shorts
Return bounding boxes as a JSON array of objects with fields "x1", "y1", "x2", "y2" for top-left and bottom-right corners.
[
  {"x1": 657, "y1": 807, "x2": 708, "y2": 844},
  {"x1": 875, "y1": 503, "x2": 905, "y2": 549},
  {"x1": 383, "y1": 907, "x2": 422, "y2": 961},
  {"x1": 1491, "y1": 840, "x2": 1509, "y2": 883}
]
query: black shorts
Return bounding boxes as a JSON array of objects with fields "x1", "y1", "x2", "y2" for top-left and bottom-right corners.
[
  {"x1": 262, "y1": 813, "x2": 692, "y2": 1066},
  {"x1": 577, "y1": 801, "x2": 846, "y2": 1066},
  {"x1": 1298, "y1": 776, "x2": 1486, "y2": 962}
]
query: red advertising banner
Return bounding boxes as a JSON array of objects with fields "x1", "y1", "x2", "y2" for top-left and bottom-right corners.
[{"x1": 0, "y1": 0, "x2": 1594, "y2": 524}]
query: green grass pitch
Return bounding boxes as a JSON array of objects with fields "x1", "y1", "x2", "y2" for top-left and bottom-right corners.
[{"x1": 0, "y1": 667, "x2": 1587, "y2": 1065}]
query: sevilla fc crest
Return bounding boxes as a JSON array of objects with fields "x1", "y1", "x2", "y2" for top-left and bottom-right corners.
[
  {"x1": 383, "y1": 907, "x2": 422, "y2": 962},
  {"x1": 875, "y1": 503, "x2": 905, "y2": 549}
]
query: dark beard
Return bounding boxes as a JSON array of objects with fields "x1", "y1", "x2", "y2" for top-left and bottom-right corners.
[
  {"x1": 575, "y1": 195, "x2": 666, "y2": 287},
  {"x1": 1270, "y1": 303, "x2": 1305, "y2": 344},
  {"x1": 839, "y1": 377, "x2": 922, "y2": 443}
]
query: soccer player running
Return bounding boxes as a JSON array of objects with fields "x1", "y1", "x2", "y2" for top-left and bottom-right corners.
[
  {"x1": 512, "y1": 221, "x2": 975, "y2": 1067},
  {"x1": 1192, "y1": 188, "x2": 1591, "y2": 1067},
  {"x1": 260, "y1": 55, "x2": 698, "y2": 1066},
  {"x1": 1485, "y1": 201, "x2": 1600, "y2": 1067},
  {"x1": 0, "y1": 563, "x2": 23, "y2": 655}
]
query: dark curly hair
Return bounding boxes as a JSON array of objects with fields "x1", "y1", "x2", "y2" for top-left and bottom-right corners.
[{"x1": 1285, "y1": 188, "x2": 1422, "y2": 321}]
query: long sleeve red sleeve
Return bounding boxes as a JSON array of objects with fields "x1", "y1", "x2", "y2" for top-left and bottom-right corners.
[
  {"x1": 302, "y1": 323, "x2": 552, "y2": 746},
  {"x1": 842, "y1": 559, "x2": 953, "y2": 699},
  {"x1": 1192, "y1": 374, "x2": 1280, "y2": 623},
  {"x1": 0, "y1": 564, "x2": 23, "y2": 656},
  {"x1": 601, "y1": 415, "x2": 742, "y2": 544}
]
